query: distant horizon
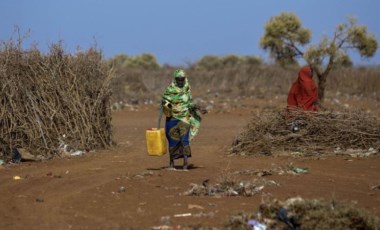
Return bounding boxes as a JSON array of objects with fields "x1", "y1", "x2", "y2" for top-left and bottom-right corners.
[
  {"x1": 2, "y1": 27, "x2": 379, "y2": 68},
  {"x1": 2, "y1": 33, "x2": 379, "y2": 68},
  {"x1": 1, "y1": 0, "x2": 379, "y2": 66}
]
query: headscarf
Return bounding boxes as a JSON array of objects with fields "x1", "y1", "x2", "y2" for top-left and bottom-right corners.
[
  {"x1": 287, "y1": 66, "x2": 319, "y2": 111},
  {"x1": 162, "y1": 69, "x2": 200, "y2": 139},
  {"x1": 173, "y1": 69, "x2": 186, "y2": 78}
]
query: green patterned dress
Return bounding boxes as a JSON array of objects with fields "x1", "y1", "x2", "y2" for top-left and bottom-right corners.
[{"x1": 162, "y1": 78, "x2": 201, "y2": 160}]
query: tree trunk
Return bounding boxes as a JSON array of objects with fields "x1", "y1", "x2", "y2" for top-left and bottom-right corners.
[{"x1": 317, "y1": 73, "x2": 327, "y2": 102}]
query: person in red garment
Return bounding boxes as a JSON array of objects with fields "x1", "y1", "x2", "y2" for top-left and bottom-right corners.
[
  {"x1": 287, "y1": 65, "x2": 320, "y2": 112},
  {"x1": 287, "y1": 65, "x2": 320, "y2": 132}
]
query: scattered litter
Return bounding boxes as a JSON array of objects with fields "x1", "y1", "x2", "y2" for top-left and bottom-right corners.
[
  {"x1": 167, "y1": 168, "x2": 189, "y2": 172},
  {"x1": 193, "y1": 211, "x2": 216, "y2": 218},
  {"x1": 160, "y1": 215, "x2": 171, "y2": 225},
  {"x1": 70, "y1": 150, "x2": 85, "y2": 156},
  {"x1": 234, "y1": 169, "x2": 257, "y2": 175},
  {"x1": 257, "y1": 170, "x2": 272, "y2": 177},
  {"x1": 247, "y1": 219, "x2": 267, "y2": 230},
  {"x1": 174, "y1": 213, "x2": 192, "y2": 217},
  {"x1": 58, "y1": 136, "x2": 86, "y2": 157},
  {"x1": 371, "y1": 185, "x2": 380, "y2": 190},
  {"x1": 234, "y1": 164, "x2": 308, "y2": 177},
  {"x1": 133, "y1": 171, "x2": 154, "y2": 179},
  {"x1": 183, "y1": 178, "x2": 277, "y2": 197},
  {"x1": 290, "y1": 167, "x2": 308, "y2": 174},
  {"x1": 255, "y1": 185, "x2": 265, "y2": 192},
  {"x1": 188, "y1": 204, "x2": 204, "y2": 210},
  {"x1": 118, "y1": 186, "x2": 126, "y2": 193},
  {"x1": 11, "y1": 148, "x2": 22, "y2": 163},
  {"x1": 141, "y1": 171, "x2": 154, "y2": 176},
  {"x1": 277, "y1": 207, "x2": 300, "y2": 229},
  {"x1": 150, "y1": 225, "x2": 172, "y2": 230},
  {"x1": 13, "y1": 176, "x2": 22, "y2": 180}
]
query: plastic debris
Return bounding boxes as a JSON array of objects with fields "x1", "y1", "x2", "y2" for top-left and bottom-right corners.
[
  {"x1": 291, "y1": 167, "x2": 308, "y2": 174},
  {"x1": 13, "y1": 176, "x2": 22, "y2": 180},
  {"x1": 247, "y1": 219, "x2": 267, "y2": 230},
  {"x1": 160, "y1": 216, "x2": 171, "y2": 225},
  {"x1": 150, "y1": 225, "x2": 172, "y2": 230},
  {"x1": 277, "y1": 207, "x2": 300, "y2": 230},
  {"x1": 118, "y1": 186, "x2": 126, "y2": 193},
  {"x1": 70, "y1": 150, "x2": 85, "y2": 156},
  {"x1": 173, "y1": 213, "x2": 192, "y2": 217},
  {"x1": 11, "y1": 148, "x2": 22, "y2": 163},
  {"x1": 58, "y1": 136, "x2": 86, "y2": 157}
]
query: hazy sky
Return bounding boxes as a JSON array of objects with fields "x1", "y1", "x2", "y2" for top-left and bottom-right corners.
[{"x1": 1, "y1": 0, "x2": 379, "y2": 66}]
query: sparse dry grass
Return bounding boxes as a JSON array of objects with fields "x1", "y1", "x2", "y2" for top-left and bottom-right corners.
[{"x1": 109, "y1": 64, "x2": 380, "y2": 106}]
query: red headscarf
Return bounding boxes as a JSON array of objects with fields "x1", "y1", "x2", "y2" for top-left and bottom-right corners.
[{"x1": 287, "y1": 66, "x2": 319, "y2": 111}]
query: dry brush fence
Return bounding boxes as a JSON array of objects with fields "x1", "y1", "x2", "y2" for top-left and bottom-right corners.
[
  {"x1": 230, "y1": 109, "x2": 380, "y2": 156},
  {"x1": 0, "y1": 40, "x2": 112, "y2": 160}
]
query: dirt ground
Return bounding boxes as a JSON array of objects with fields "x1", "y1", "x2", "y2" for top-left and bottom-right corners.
[{"x1": 0, "y1": 96, "x2": 379, "y2": 230}]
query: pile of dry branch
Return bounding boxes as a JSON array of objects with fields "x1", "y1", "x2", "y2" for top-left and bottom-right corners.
[
  {"x1": 0, "y1": 40, "x2": 112, "y2": 160},
  {"x1": 224, "y1": 197, "x2": 380, "y2": 229},
  {"x1": 230, "y1": 109, "x2": 380, "y2": 156}
]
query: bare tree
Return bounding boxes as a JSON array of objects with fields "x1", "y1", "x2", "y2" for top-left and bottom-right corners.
[{"x1": 260, "y1": 13, "x2": 378, "y2": 100}]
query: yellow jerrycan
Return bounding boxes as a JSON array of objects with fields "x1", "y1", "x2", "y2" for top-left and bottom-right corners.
[{"x1": 146, "y1": 128, "x2": 167, "y2": 156}]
